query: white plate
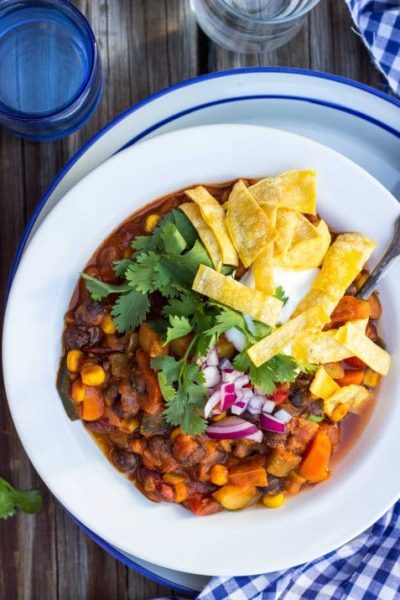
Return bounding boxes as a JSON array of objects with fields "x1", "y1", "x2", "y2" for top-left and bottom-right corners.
[
  {"x1": 4, "y1": 124, "x2": 400, "y2": 577},
  {"x1": 7, "y1": 69, "x2": 400, "y2": 592}
]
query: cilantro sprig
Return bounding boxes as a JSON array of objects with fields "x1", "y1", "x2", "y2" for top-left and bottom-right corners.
[{"x1": 0, "y1": 477, "x2": 42, "y2": 519}]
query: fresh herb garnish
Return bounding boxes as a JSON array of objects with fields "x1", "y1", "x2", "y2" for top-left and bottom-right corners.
[
  {"x1": 82, "y1": 207, "x2": 313, "y2": 434},
  {"x1": 307, "y1": 415, "x2": 324, "y2": 423},
  {"x1": 275, "y1": 286, "x2": 289, "y2": 305},
  {"x1": 0, "y1": 477, "x2": 42, "y2": 519}
]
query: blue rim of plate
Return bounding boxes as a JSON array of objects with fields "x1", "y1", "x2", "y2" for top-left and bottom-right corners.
[{"x1": 6, "y1": 67, "x2": 400, "y2": 594}]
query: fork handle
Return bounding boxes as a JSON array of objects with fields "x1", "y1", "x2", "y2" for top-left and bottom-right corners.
[{"x1": 357, "y1": 215, "x2": 400, "y2": 300}]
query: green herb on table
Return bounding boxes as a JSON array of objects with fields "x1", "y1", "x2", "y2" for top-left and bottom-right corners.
[{"x1": 0, "y1": 476, "x2": 42, "y2": 519}]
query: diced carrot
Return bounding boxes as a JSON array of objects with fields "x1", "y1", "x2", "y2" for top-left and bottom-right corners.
[
  {"x1": 318, "y1": 422, "x2": 340, "y2": 446},
  {"x1": 81, "y1": 387, "x2": 104, "y2": 421},
  {"x1": 138, "y1": 323, "x2": 169, "y2": 358},
  {"x1": 185, "y1": 493, "x2": 221, "y2": 516},
  {"x1": 170, "y1": 333, "x2": 193, "y2": 358},
  {"x1": 228, "y1": 455, "x2": 267, "y2": 487},
  {"x1": 344, "y1": 356, "x2": 366, "y2": 369},
  {"x1": 368, "y1": 293, "x2": 382, "y2": 320},
  {"x1": 331, "y1": 296, "x2": 371, "y2": 323},
  {"x1": 337, "y1": 369, "x2": 365, "y2": 386},
  {"x1": 299, "y1": 430, "x2": 332, "y2": 483},
  {"x1": 136, "y1": 349, "x2": 163, "y2": 414}
]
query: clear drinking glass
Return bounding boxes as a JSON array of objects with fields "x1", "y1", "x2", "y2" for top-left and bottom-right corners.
[
  {"x1": 191, "y1": 0, "x2": 321, "y2": 53},
  {"x1": 0, "y1": 0, "x2": 102, "y2": 141}
]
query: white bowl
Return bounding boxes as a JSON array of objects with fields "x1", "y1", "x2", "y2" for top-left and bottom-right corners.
[{"x1": 3, "y1": 125, "x2": 400, "y2": 576}]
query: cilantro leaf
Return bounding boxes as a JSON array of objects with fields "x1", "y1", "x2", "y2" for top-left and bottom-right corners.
[
  {"x1": 251, "y1": 321, "x2": 273, "y2": 340},
  {"x1": 173, "y1": 209, "x2": 197, "y2": 246},
  {"x1": 165, "y1": 315, "x2": 193, "y2": 344},
  {"x1": 203, "y1": 307, "x2": 245, "y2": 338},
  {"x1": 180, "y1": 240, "x2": 213, "y2": 272},
  {"x1": 157, "y1": 373, "x2": 177, "y2": 402},
  {"x1": 111, "y1": 290, "x2": 150, "y2": 332},
  {"x1": 233, "y1": 352, "x2": 297, "y2": 394},
  {"x1": 113, "y1": 258, "x2": 134, "y2": 277},
  {"x1": 160, "y1": 221, "x2": 187, "y2": 255},
  {"x1": 125, "y1": 251, "x2": 160, "y2": 293},
  {"x1": 0, "y1": 477, "x2": 42, "y2": 519},
  {"x1": 162, "y1": 292, "x2": 200, "y2": 318},
  {"x1": 151, "y1": 355, "x2": 181, "y2": 382},
  {"x1": 81, "y1": 273, "x2": 130, "y2": 301},
  {"x1": 275, "y1": 286, "x2": 289, "y2": 305}
]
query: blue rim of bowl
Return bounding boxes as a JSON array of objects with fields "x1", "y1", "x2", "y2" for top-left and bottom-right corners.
[{"x1": 5, "y1": 67, "x2": 400, "y2": 594}]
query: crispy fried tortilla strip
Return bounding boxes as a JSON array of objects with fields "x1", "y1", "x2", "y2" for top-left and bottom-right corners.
[
  {"x1": 185, "y1": 186, "x2": 238, "y2": 266},
  {"x1": 179, "y1": 203, "x2": 222, "y2": 271},
  {"x1": 226, "y1": 180, "x2": 275, "y2": 268},
  {"x1": 335, "y1": 322, "x2": 391, "y2": 375},
  {"x1": 324, "y1": 385, "x2": 371, "y2": 418},
  {"x1": 310, "y1": 366, "x2": 340, "y2": 400},
  {"x1": 247, "y1": 304, "x2": 330, "y2": 367},
  {"x1": 192, "y1": 264, "x2": 282, "y2": 325},
  {"x1": 249, "y1": 170, "x2": 317, "y2": 214},
  {"x1": 274, "y1": 219, "x2": 331, "y2": 270}
]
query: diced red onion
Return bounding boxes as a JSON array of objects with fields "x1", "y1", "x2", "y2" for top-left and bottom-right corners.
[
  {"x1": 206, "y1": 416, "x2": 258, "y2": 440},
  {"x1": 225, "y1": 327, "x2": 246, "y2": 352},
  {"x1": 221, "y1": 369, "x2": 238, "y2": 383},
  {"x1": 231, "y1": 400, "x2": 247, "y2": 415},
  {"x1": 203, "y1": 365, "x2": 221, "y2": 388},
  {"x1": 236, "y1": 388, "x2": 253, "y2": 401},
  {"x1": 219, "y1": 382, "x2": 237, "y2": 411},
  {"x1": 233, "y1": 374, "x2": 250, "y2": 388},
  {"x1": 204, "y1": 389, "x2": 221, "y2": 418},
  {"x1": 245, "y1": 430, "x2": 264, "y2": 443},
  {"x1": 274, "y1": 408, "x2": 292, "y2": 424},
  {"x1": 262, "y1": 399, "x2": 276, "y2": 414},
  {"x1": 205, "y1": 347, "x2": 219, "y2": 367},
  {"x1": 239, "y1": 269, "x2": 255, "y2": 288},
  {"x1": 243, "y1": 313, "x2": 256, "y2": 335},
  {"x1": 248, "y1": 395, "x2": 264, "y2": 415},
  {"x1": 219, "y1": 358, "x2": 233, "y2": 370},
  {"x1": 260, "y1": 412, "x2": 286, "y2": 433}
]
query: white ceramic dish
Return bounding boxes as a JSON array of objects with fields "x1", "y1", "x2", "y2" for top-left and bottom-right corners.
[{"x1": 4, "y1": 124, "x2": 400, "y2": 576}]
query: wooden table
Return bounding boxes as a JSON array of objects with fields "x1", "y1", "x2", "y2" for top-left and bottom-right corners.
[{"x1": 0, "y1": 1, "x2": 388, "y2": 598}]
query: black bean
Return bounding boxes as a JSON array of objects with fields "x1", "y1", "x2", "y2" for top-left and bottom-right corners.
[
  {"x1": 64, "y1": 326, "x2": 90, "y2": 349},
  {"x1": 290, "y1": 390, "x2": 304, "y2": 407},
  {"x1": 87, "y1": 326, "x2": 103, "y2": 346},
  {"x1": 260, "y1": 475, "x2": 283, "y2": 495},
  {"x1": 111, "y1": 449, "x2": 137, "y2": 472}
]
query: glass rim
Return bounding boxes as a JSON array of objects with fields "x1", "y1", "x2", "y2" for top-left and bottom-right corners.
[
  {"x1": 217, "y1": 0, "x2": 321, "y2": 25},
  {"x1": 0, "y1": 0, "x2": 99, "y2": 123}
]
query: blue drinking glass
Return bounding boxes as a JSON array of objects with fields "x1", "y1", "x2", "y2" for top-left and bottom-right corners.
[{"x1": 0, "y1": 0, "x2": 102, "y2": 141}]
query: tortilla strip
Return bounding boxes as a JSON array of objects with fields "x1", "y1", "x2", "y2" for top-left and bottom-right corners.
[
  {"x1": 252, "y1": 204, "x2": 277, "y2": 294},
  {"x1": 226, "y1": 180, "x2": 275, "y2": 268},
  {"x1": 292, "y1": 318, "x2": 368, "y2": 364},
  {"x1": 179, "y1": 203, "x2": 222, "y2": 271},
  {"x1": 324, "y1": 385, "x2": 371, "y2": 418},
  {"x1": 249, "y1": 170, "x2": 317, "y2": 214},
  {"x1": 274, "y1": 209, "x2": 298, "y2": 254},
  {"x1": 310, "y1": 366, "x2": 340, "y2": 400},
  {"x1": 291, "y1": 233, "x2": 376, "y2": 316},
  {"x1": 185, "y1": 186, "x2": 238, "y2": 266},
  {"x1": 192, "y1": 264, "x2": 282, "y2": 325},
  {"x1": 247, "y1": 304, "x2": 330, "y2": 367},
  {"x1": 335, "y1": 322, "x2": 391, "y2": 375},
  {"x1": 274, "y1": 219, "x2": 331, "y2": 270}
]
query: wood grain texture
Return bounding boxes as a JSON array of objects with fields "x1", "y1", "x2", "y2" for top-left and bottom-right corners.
[{"x1": 0, "y1": 1, "x2": 388, "y2": 598}]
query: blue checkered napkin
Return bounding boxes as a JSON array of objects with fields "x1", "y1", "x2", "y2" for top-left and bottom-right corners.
[
  {"x1": 196, "y1": 501, "x2": 400, "y2": 600},
  {"x1": 345, "y1": 1, "x2": 400, "y2": 95}
]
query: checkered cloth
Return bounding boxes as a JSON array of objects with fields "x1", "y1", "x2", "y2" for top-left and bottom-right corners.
[
  {"x1": 195, "y1": 501, "x2": 400, "y2": 600},
  {"x1": 345, "y1": 0, "x2": 400, "y2": 95}
]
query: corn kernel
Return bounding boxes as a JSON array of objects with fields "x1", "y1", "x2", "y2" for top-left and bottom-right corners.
[
  {"x1": 364, "y1": 368, "x2": 381, "y2": 388},
  {"x1": 71, "y1": 379, "x2": 86, "y2": 403},
  {"x1": 262, "y1": 492, "x2": 285, "y2": 508},
  {"x1": 101, "y1": 314, "x2": 116, "y2": 334},
  {"x1": 120, "y1": 418, "x2": 140, "y2": 433},
  {"x1": 331, "y1": 403, "x2": 349, "y2": 422},
  {"x1": 81, "y1": 364, "x2": 106, "y2": 386},
  {"x1": 145, "y1": 214, "x2": 160, "y2": 233},
  {"x1": 163, "y1": 473, "x2": 185, "y2": 485},
  {"x1": 210, "y1": 464, "x2": 229, "y2": 486},
  {"x1": 170, "y1": 427, "x2": 182, "y2": 442},
  {"x1": 212, "y1": 411, "x2": 227, "y2": 422},
  {"x1": 174, "y1": 482, "x2": 188, "y2": 503},
  {"x1": 66, "y1": 349, "x2": 84, "y2": 373}
]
